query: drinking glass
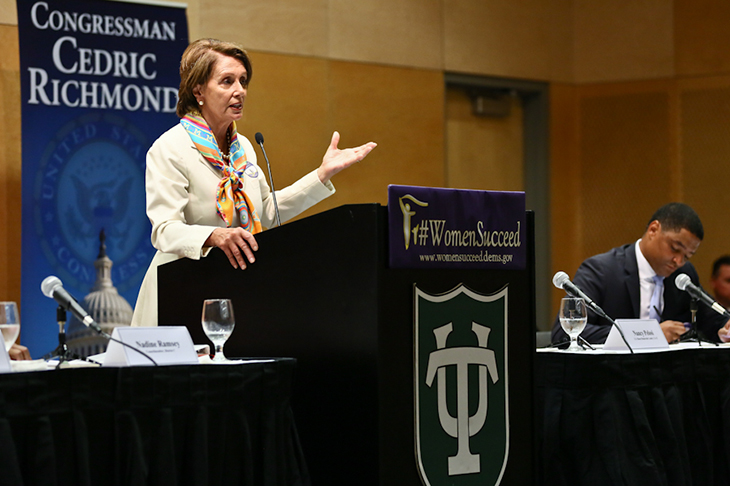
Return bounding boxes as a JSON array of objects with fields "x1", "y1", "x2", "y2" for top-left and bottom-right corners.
[
  {"x1": 0, "y1": 302, "x2": 20, "y2": 352},
  {"x1": 559, "y1": 297, "x2": 587, "y2": 352},
  {"x1": 201, "y1": 299, "x2": 235, "y2": 362}
]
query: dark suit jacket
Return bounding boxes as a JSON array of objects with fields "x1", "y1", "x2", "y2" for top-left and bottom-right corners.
[{"x1": 551, "y1": 243, "x2": 729, "y2": 344}]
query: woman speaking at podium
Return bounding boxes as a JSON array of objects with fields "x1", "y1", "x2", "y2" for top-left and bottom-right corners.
[{"x1": 131, "y1": 38, "x2": 376, "y2": 327}]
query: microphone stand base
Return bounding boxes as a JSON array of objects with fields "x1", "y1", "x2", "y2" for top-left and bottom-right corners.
[{"x1": 42, "y1": 337, "x2": 84, "y2": 364}]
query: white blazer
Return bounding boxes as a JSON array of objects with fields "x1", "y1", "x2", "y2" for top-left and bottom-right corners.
[{"x1": 131, "y1": 123, "x2": 335, "y2": 326}]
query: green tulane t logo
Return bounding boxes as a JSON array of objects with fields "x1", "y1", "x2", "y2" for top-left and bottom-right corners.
[{"x1": 414, "y1": 284, "x2": 508, "y2": 486}]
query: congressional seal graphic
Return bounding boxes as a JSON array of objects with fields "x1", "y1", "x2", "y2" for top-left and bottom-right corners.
[
  {"x1": 34, "y1": 112, "x2": 154, "y2": 293},
  {"x1": 414, "y1": 284, "x2": 509, "y2": 486}
]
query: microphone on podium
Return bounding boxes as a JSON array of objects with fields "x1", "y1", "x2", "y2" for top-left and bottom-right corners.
[
  {"x1": 254, "y1": 132, "x2": 281, "y2": 227},
  {"x1": 675, "y1": 273, "x2": 730, "y2": 318}
]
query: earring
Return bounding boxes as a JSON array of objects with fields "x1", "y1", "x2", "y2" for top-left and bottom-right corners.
[{"x1": 199, "y1": 100, "x2": 204, "y2": 106}]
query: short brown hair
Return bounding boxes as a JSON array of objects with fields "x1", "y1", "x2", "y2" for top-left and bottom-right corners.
[{"x1": 176, "y1": 38, "x2": 253, "y2": 118}]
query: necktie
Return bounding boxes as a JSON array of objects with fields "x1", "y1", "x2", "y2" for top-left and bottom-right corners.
[{"x1": 649, "y1": 275, "x2": 664, "y2": 322}]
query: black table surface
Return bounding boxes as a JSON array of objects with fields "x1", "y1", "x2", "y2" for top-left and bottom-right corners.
[
  {"x1": 535, "y1": 347, "x2": 730, "y2": 486},
  {"x1": 0, "y1": 359, "x2": 309, "y2": 486}
]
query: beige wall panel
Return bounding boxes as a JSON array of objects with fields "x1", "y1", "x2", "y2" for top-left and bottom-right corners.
[
  {"x1": 329, "y1": 0, "x2": 443, "y2": 70},
  {"x1": 0, "y1": 0, "x2": 16, "y2": 26},
  {"x1": 0, "y1": 23, "x2": 18, "y2": 71},
  {"x1": 0, "y1": 25, "x2": 21, "y2": 304},
  {"x1": 674, "y1": 0, "x2": 730, "y2": 77},
  {"x1": 678, "y1": 78, "x2": 730, "y2": 289},
  {"x1": 235, "y1": 52, "x2": 331, "y2": 225},
  {"x1": 236, "y1": 54, "x2": 443, "y2": 222},
  {"x1": 324, "y1": 61, "x2": 444, "y2": 210},
  {"x1": 576, "y1": 83, "x2": 673, "y2": 263},
  {"x1": 573, "y1": 0, "x2": 674, "y2": 83},
  {"x1": 445, "y1": 87, "x2": 524, "y2": 192},
  {"x1": 443, "y1": 0, "x2": 574, "y2": 83},
  {"x1": 180, "y1": 0, "x2": 200, "y2": 41},
  {"x1": 549, "y1": 83, "x2": 581, "y2": 321},
  {"x1": 198, "y1": 0, "x2": 329, "y2": 58}
]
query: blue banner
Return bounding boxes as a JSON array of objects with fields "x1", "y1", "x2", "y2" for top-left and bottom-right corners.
[
  {"x1": 388, "y1": 185, "x2": 526, "y2": 270},
  {"x1": 17, "y1": 0, "x2": 188, "y2": 355}
]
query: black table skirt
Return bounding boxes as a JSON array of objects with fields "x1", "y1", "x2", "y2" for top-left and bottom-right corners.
[
  {"x1": 536, "y1": 348, "x2": 730, "y2": 486},
  {"x1": 0, "y1": 359, "x2": 309, "y2": 486}
]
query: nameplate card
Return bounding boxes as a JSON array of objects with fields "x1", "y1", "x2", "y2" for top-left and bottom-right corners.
[
  {"x1": 0, "y1": 346, "x2": 11, "y2": 373},
  {"x1": 103, "y1": 326, "x2": 198, "y2": 367},
  {"x1": 604, "y1": 319, "x2": 669, "y2": 352}
]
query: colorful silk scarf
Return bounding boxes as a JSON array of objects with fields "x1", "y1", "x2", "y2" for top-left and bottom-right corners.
[{"x1": 180, "y1": 114, "x2": 262, "y2": 233}]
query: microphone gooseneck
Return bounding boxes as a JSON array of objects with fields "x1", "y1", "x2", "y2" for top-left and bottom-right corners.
[{"x1": 255, "y1": 132, "x2": 281, "y2": 227}]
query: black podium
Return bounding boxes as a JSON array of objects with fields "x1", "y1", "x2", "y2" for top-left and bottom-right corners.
[{"x1": 158, "y1": 203, "x2": 535, "y2": 485}]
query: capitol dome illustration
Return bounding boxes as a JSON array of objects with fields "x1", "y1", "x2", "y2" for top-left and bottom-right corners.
[{"x1": 66, "y1": 230, "x2": 133, "y2": 357}]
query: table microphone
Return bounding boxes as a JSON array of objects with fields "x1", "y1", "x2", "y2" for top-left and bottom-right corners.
[
  {"x1": 552, "y1": 271, "x2": 608, "y2": 318},
  {"x1": 41, "y1": 275, "x2": 159, "y2": 366},
  {"x1": 254, "y1": 132, "x2": 281, "y2": 227},
  {"x1": 41, "y1": 276, "x2": 102, "y2": 333},
  {"x1": 675, "y1": 273, "x2": 730, "y2": 318},
  {"x1": 552, "y1": 271, "x2": 634, "y2": 353}
]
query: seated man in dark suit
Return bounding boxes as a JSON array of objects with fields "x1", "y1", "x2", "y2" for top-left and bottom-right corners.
[{"x1": 551, "y1": 202, "x2": 729, "y2": 345}]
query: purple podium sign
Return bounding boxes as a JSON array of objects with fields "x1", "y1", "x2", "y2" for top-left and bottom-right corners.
[{"x1": 387, "y1": 185, "x2": 526, "y2": 270}]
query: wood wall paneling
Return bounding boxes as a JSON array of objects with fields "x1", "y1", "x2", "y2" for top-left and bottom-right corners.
[
  {"x1": 159, "y1": 0, "x2": 575, "y2": 83},
  {"x1": 577, "y1": 86, "x2": 673, "y2": 260},
  {"x1": 0, "y1": 0, "x2": 16, "y2": 26},
  {"x1": 329, "y1": 0, "x2": 443, "y2": 69},
  {"x1": 678, "y1": 78, "x2": 730, "y2": 288},
  {"x1": 326, "y1": 61, "x2": 445, "y2": 208},
  {"x1": 674, "y1": 0, "x2": 730, "y2": 77},
  {"x1": 0, "y1": 25, "x2": 21, "y2": 304},
  {"x1": 239, "y1": 52, "x2": 444, "y2": 223},
  {"x1": 445, "y1": 87, "x2": 524, "y2": 192},
  {"x1": 549, "y1": 83, "x2": 581, "y2": 325},
  {"x1": 198, "y1": 0, "x2": 329, "y2": 58},
  {"x1": 573, "y1": 0, "x2": 674, "y2": 83},
  {"x1": 443, "y1": 0, "x2": 574, "y2": 82}
]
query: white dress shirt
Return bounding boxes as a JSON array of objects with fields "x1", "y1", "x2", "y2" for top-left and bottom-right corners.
[{"x1": 635, "y1": 239, "x2": 663, "y2": 320}]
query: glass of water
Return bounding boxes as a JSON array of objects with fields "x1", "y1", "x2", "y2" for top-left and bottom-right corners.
[
  {"x1": 0, "y1": 302, "x2": 20, "y2": 352},
  {"x1": 201, "y1": 299, "x2": 235, "y2": 362},
  {"x1": 559, "y1": 297, "x2": 587, "y2": 352}
]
